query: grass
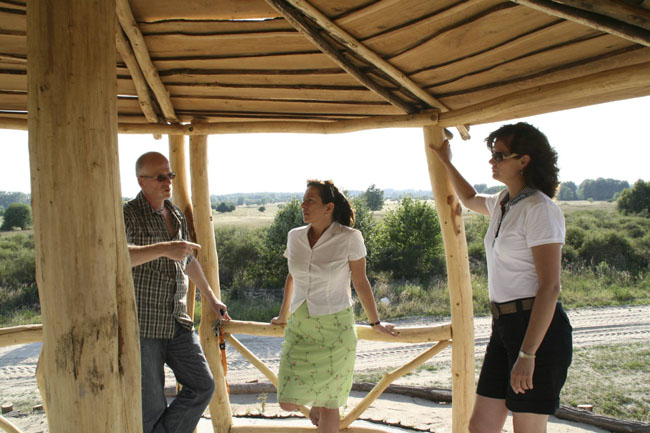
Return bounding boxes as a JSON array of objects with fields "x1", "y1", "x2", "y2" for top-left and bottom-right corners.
[{"x1": 561, "y1": 343, "x2": 650, "y2": 422}]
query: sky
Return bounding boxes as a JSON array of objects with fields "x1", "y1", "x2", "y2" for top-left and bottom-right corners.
[{"x1": 1, "y1": 95, "x2": 648, "y2": 198}]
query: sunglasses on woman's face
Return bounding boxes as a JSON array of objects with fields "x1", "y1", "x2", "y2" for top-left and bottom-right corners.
[
  {"x1": 491, "y1": 151, "x2": 521, "y2": 162},
  {"x1": 140, "y1": 172, "x2": 176, "y2": 182}
]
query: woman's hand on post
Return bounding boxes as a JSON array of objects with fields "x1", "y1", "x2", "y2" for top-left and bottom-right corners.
[
  {"x1": 428, "y1": 139, "x2": 452, "y2": 165},
  {"x1": 372, "y1": 322, "x2": 399, "y2": 337}
]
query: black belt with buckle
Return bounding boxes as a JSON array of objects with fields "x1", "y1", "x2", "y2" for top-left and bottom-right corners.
[{"x1": 489, "y1": 297, "x2": 535, "y2": 319}]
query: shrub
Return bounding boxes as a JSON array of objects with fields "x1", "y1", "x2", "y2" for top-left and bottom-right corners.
[
  {"x1": 579, "y1": 230, "x2": 645, "y2": 272},
  {"x1": 1, "y1": 203, "x2": 32, "y2": 230},
  {"x1": 256, "y1": 199, "x2": 304, "y2": 289},
  {"x1": 214, "y1": 226, "x2": 264, "y2": 290},
  {"x1": 372, "y1": 197, "x2": 444, "y2": 283},
  {"x1": 617, "y1": 180, "x2": 650, "y2": 217}
]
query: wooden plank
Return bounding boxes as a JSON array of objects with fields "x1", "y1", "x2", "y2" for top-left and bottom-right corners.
[
  {"x1": 429, "y1": 35, "x2": 634, "y2": 96},
  {"x1": 169, "y1": 95, "x2": 401, "y2": 116},
  {"x1": 165, "y1": 83, "x2": 381, "y2": 102},
  {"x1": 138, "y1": 16, "x2": 293, "y2": 34},
  {"x1": 143, "y1": 32, "x2": 317, "y2": 58},
  {"x1": 437, "y1": 61, "x2": 650, "y2": 126},
  {"x1": 388, "y1": 4, "x2": 559, "y2": 73},
  {"x1": 438, "y1": 46, "x2": 650, "y2": 109},
  {"x1": 160, "y1": 71, "x2": 361, "y2": 87},
  {"x1": 335, "y1": 0, "x2": 463, "y2": 39},
  {"x1": 0, "y1": 33, "x2": 25, "y2": 56},
  {"x1": 129, "y1": 0, "x2": 278, "y2": 21},
  {"x1": 358, "y1": 0, "x2": 506, "y2": 57},
  {"x1": 0, "y1": 9, "x2": 25, "y2": 33},
  {"x1": 152, "y1": 52, "x2": 338, "y2": 71},
  {"x1": 0, "y1": 70, "x2": 24, "y2": 90},
  {"x1": 410, "y1": 21, "x2": 599, "y2": 86}
]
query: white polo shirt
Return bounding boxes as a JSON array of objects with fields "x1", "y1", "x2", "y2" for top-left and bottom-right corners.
[
  {"x1": 484, "y1": 189, "x2": 565, "y2": 303},
  {"x1": 284, "y1": 221, "x2": 367, "y2": 316}
]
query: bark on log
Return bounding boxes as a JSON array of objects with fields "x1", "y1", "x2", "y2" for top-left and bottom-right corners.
[
  {"x1": 189, "y1": 123, "x2": 232, "y2": 432},
  {"x1": 27, "y1": 0, "x2": 141, "y2": 431},
  {"x1": 423, "y1": 125, "x2": 475, "y2": 433}
]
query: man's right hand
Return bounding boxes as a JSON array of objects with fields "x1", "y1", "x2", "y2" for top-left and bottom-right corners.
[{"x1": 162, "y1": 241, "x2": 201, "y2": 261}]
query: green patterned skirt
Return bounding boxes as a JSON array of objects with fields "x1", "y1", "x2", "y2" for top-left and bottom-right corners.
[{"x1": 277, "y1": 301, "x2": 357, "y2": 409}]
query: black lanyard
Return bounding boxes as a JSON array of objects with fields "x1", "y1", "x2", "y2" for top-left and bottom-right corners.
[{"x1": 492, "y1": 187, "x2": 536, "y2": 245}]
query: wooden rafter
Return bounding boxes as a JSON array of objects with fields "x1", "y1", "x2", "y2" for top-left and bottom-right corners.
[
  {"x1": 553, "y1": 0, "x2": 650, "y2": 31},
  {"x1": 511, "y1": 0, "x2": 650, "y2": 47},
  {"x1": 264, "y1": 0, "x2": 416, "y2": 114},
  {"x1": 115, "y1": 0, "x2": 179, "y2": 122},
  {"x1": 283, "y1": 0, "x2": 471, "y2": 139},
  {"x1": 115, "y1": 22, "x2": 162, "y2": 126}
]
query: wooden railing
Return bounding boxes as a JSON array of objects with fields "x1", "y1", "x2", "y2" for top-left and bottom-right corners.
[{"x1": 1, "y1": 321, "x2": 453, "y2": 433}]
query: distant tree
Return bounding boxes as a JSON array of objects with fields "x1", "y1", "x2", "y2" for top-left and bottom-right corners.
[
  {"x1": 558, "y1": 181, "x2": 578, "y2": 201},
  {"x1": 373, "y1": 197, "x2": 444, "y2": 282},
  {"x1": 578, "y1": 178, "x2": 629, "y2": 201},
  {"x1": 361, "y1": 184, "x2": 384, "y2": 211},
  {"x1": 473, "y1": 184, "x2": 487, "y2": 193},
  {"x1": 257, "y1": 199, "x2": 304, "y2": 288},
  {"x1": 1, "y1": 203, "x2": 32, "y2": 230},
  {"x1": 351, "y1": 198, "x2": 377, "y2": 265},
  {"x1": 0, "y1": 191, "x2": 30, "y2": 209},
  {"x1": 215, "y1": 202, "x2": 236, "y2": 213},
  {"x1": 0, "y1": 204, "x2": 4, "y2": 217},
  {"x1": 258, "y1": 206, "x2": 266, "y2": 212},
  {"x1": 484, "y1": 185, "x2": 505, "y2": 194},
  {"x1": 617, "y1": 180, "x2": 650, "y2": 217}
]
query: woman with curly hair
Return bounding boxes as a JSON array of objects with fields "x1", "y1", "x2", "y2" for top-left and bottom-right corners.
[
  {"x1": 271, "y1": 179, "x2": 398, "y2": 433},
  {"x1": 429, "y1": 122, "x2": 572, "y2": 433}
]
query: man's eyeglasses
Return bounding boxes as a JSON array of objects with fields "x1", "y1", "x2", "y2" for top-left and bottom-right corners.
[
  {"x1": 139, "y1": 172, "x2": 176, "y2": 182},
  {"x1": 491, "y1": 151, "x2": 522, "y2": 162}
]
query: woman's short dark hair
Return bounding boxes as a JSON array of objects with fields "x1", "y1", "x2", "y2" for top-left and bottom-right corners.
[
  {"x1": 485, "y1": 122, "x2": 560, "y2": 198},
  {"x1": 307, "y1": 179, "x2": 355, "y2": 227}
]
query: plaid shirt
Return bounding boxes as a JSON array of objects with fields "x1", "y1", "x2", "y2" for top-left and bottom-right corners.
[{"x1": 123, "y1": 192, "x2": 195, "y2": 339}]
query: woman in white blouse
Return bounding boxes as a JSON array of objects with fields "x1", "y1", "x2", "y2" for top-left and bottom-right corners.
[
  {"x1": 430, "y1": 123, "x2": 573, "y2": 433},
  {"x1": 271, "y1": 179, "x2": 398, "y2": 433}
]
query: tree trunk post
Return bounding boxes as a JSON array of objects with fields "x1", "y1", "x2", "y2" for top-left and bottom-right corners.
[
  {"x1": 189, "y1": 123, "x2": 232, "y2": 432},
  {"x1": 169, "y1": 134, "x2": 198, "y2": 320},
  {"x1": 423, "y1": 125, "x2": 475, "y2": 433},
  {"x1": 27, "y1": 0, "x2": 141, "y2": 431}
]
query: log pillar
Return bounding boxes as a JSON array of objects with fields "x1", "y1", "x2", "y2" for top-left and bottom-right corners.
[
  {"x1": 423, "y1": 125, "x2": 475, "y2": 433},
  {"x1": 27, "y1": 0, "x2": 141, "y2": 432},
  {"x1": 189, "y1": 123, "x2": 232, "y2": 432},
  {"x1": 169, "y1": 134, "x2": 198, "y2": 320}
]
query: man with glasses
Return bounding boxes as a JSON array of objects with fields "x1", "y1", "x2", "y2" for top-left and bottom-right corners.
[{"x1": 123, "y1": 151, "x2": 230, "y2": 433}]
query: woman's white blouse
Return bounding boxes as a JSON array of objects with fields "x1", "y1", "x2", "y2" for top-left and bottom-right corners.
[
  {"x1": 285, "y1": 221, "x2": 367, "y2": 316},
  {"x1": 484, "y1": 190, "x2": 565, "y2": 303}
]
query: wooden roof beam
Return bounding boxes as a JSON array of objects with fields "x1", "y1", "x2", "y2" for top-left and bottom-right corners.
[
  {"x1": 116, "y1": 0, "x2": 179, "y2": 123},
  {"x1": 553, "y1": 0, "x2": 650, "y2": 31},
  {"x1": 115, "y1": 22, "x2": 164, "y2": 132},
  {"x1": 0, "y1": 112, "x2": 439, "y2": 135},
  {"x1": 264, "y1": 0, "x2": 416, "y2": 115},
  {"x1": 438, "y1": 61, "x2": 650, "y2": 127},
  {"x1": 511, "y1": 0, "x2": 650, "y2": 47},
  {"x1": 282, "y1": 0, "x2": 471, "y2": 140}
]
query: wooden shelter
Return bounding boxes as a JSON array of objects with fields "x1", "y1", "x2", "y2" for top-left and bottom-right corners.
[{"x1": 0, "y1": 0, "x2": 649, "y2": 432}]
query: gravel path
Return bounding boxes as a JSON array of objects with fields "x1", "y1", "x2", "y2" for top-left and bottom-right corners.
[{"x1": 1, "y1": 305, "x2": 649, "y2": 432}]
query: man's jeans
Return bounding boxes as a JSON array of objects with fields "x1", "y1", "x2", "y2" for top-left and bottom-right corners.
[{"x1": 140, "y1": 322, "x2": 215, "y2": 433}]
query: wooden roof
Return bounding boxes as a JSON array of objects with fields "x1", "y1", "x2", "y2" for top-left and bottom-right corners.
[{"x1": 1, "y1": 0, "x2": 649, "y2": 136}]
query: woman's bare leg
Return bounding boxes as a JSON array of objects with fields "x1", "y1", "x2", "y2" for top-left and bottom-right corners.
[{"x1": 469, "y1": 395, "x2": 509, "y2": 433}]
